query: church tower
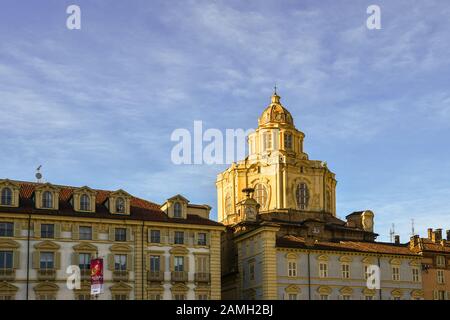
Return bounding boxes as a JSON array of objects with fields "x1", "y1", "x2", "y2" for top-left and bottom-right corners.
[{"x1": 216, "y1": 91, "x2": 337, "y2": 225}]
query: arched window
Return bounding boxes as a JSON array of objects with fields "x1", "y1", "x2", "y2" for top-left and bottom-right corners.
[
  {"x1": 0, "y1": 187, "x2": 12, "y2": 205},
  {"x1": 174, "y1": 202, "x2": 182, "y2": 218},
  {"x1": 225, "y1": 193, "x2": 232, "y2": 215},
  {"x1": 263, "y1": 132, "x2": 272, "y2": 151},
  {"x1": 284, "y1": 133, "x2": 293, "y2": 149},
  {"x1": 296, "y1": 183, "x2": 309, "y2": 210},
  {"x1": 80, "y1": 194, "x2": 90, "y2": 211},
  {"x1": 116, "y1": 197, "x2": 125, "y2": 213},
  {"x1": 254, "y1": 184, "x2": 268, "y2": 209},
  {"x1": 42, "y1": 191, "x2": 53, "y2": 209}
]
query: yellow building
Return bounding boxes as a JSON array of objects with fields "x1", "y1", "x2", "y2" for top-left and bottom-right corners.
[
  {"x1": 0, "y1": 179, "x2": 224, "y2": 300},
  {"x1": 219, "y1": 92, "x2": 424, "y2": 300}
]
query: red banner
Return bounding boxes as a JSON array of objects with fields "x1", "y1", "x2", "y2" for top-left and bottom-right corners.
[{"x1": 90, "y1": 258, "x2": 104, "y2": 295}]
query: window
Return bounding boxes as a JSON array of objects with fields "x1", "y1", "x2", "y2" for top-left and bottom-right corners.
[
  {"x1": 197, "y1": 256, "x2": 208, "y2": 273},
  {"x1": 319, "y1": 263, "x2": 328, "y2": 278},
  {"x1": 174, "y1": 231, "x2": 184, "y2": 245},
  {"x1": 342, "y1": 295, "x2": 351, "y2": 300},
  {"x1": 254, "y1": 184, "x2": 268, "y2": 209},
  {"x1": 149, "y1": 293, "x2": 161, "y2": 300},
  {"x1": 79, "y1": 226, "x2": 92, "y2": 240},
  {"x1": 150, "y1": 230, "x2": 160, "y2": 243},
  {"x1": 80, "y1": 194, "x2": 90, "y2": 211},
  {"x1": 225, "y1": 193, "x2": 232, "y2": 215},
  {"x1": 40, "y1": 252, "x2": 54, "y2": 269},
  {"x1": 437, "y1": 290, "x2": 446, "y2": 300},
  {"x1": 288, "y1": 261, "x2": 297, "y2": 277},
  {"x1": 365, "y1": 295, "x2": 374, "y2": 300},
  {"x1": 249, "y1": 262, "x2": 255, "y2": 281},
  {"x1": 320, "y1": 294, "x2": 329, "y2": 300},
  {"x1": 393, "y1": 296, "x2": 401, "y2": 301},
  {"x1": 0, "y1": 222, "x2": 13, "y2": 237},
  {"x1": 288, "y1": 293, "x2": 298, "y2": 300},
  {"x1": 173, "y1": 294, "x2": 186, "y2": 300},
  {"x1": 284, "y1": 133, "x2": 293, "y2": 149},
  {"x1": 296, "y1": 183, "x2": 309, "y2": 210},
  {"x1": 0, "y1": 295, "x2": 14, "y2": 300},
  {"x1": 150, "y1": 256, "x2": 160, "y2": 272},
  {"x1": 412, "y1": 267, "x2": 420, "y2": 282},
  {"x1": 41, "y1": 224, "x2": 54, "y2": 239},
  {"x1": 116, "y1": 197, "x2": 125, "y2": 213},
  {"x1": 42, "y1": 191, "x2": 53, "y2": 209},
  {"x1": 197, "y1": 294, "x2": 208, "y2": 300},
  {"x1": 436, "y1": 256, "x2": 446, "y2": 267},
  {"x1": 0, "y1": 251, "x2": 13, "y2": 269},
  {"x1": 79, "y1": 253, "x2": 91, "y2": 270},
  {"x1": 364, "y1": 265, "x2": 370, "y2": 280},
  {"x1": 38, "y1": 294, "x2": 56, "y2": 300},
  {"x1": 174, "y1": 202, "x2": 182, "y2": 218},
  {"x1": 174, "y1": 256, "x2": 184, "y2": 272},
  {"x1": 392, "y1": 267, "x2": 400, "y2": 281},
  {"x1": 197, "y1": 233, "x2": 207, "y2": 246},
  {"x1": 0, "y1": 188, "x2": 12, "y2": 205},
  {"x1": 437, "y1": 270, "x2": 445, "y2": 284},
  {"x1": 342, "y1": 264, "x2": 350, "y2": 279},
  {"x1": 77, "y1": 294, "x2": 91, "y2": 300},
  {"x1": 263, "y1": 132, "x2": 272, "y2": 150},
  {"x1": 115, "y1": 228, "x2": 127, "y2": 242},
  {"x1": 114, "y1": 254, "x2": 127, "y2": 271},
  {"x1": 113, "y1": 294, "x2": 128, "y2": 300}
]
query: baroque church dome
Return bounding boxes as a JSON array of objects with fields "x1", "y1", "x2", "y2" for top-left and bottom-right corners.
[{"x1": 258, "y1": 92, "x2": 294, "y2": 127}]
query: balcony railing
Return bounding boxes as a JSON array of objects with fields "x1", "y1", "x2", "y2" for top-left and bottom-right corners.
[
  {"x1": 38, "y1": 269, "x2": 56, "y2": 281},
  {"x1": 80, "y1": 269, "x2": 91, "y2": 281},
  {"x1": 0, "y1": 269, "x2": 15, "y2": 281},
  {"x1": 147, "y1": 271, "x2": 164, "y2": 282},
  {"x1": 113, "y1": 270, "x2": 129, "y2": 281},
  {"x1": 171, "y1": 271, "x2": 188, "y2": 282},
  {"x1": 194, "y1": 272, "x2": 210, "y2": 283}
]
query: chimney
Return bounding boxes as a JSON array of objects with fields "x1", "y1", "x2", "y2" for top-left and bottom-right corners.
[
  {"x1": 434, "y1": 229, "x2": 442, "y2": 242},
  {"x1": 394, "y1": 235, "x2": 400, "y2": 245},
  {"x1": 428, "y1": 228, "x2": 433, "y2": 239},
  {"x1": 447, "y1": 230, "x2": 450, "y2": 241},
  {"x1": 410, "y1": 235, "x2": 419, "y2": 248}
]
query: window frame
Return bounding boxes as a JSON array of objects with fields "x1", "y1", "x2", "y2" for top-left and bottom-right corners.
[
  {"x1": 80, "y1": 194, "x2": 91, "y2": 211},
  {"x1": 319, "y1": 262, "x2": 328, "y2": 278},
  {"x1": 40, "y1": 224, "x2": 55, "y2": 239},
  {"x1": 0, "y1": 222, "x2": 14, "y2": 237},
  {"x1": 173, "y1": 202, "x2": 182, "y2": 218},
  {"x1": 0, "y1": 187, "x2": 13, "y2": 206},
  {"x1": 150, "y1": 230, "x2": 161, "y2": 243},
  {"x1": 0, "y1": 250, "x2": 13, "y2": 269},
  {"x1": 39, "y1": 251, "x2": 55, "y2": 270},
  {"x1": 296, "y1": 183, "x2": 309, "y2": 210},
  {"x1": 114, "y1": 228, "x2": 127, "y2": 242},
  {"x1": 42, "y1": 191, "x2": 53, "y2": 209},
  {"x1": 174, "y1": 231, "x2": 184, "y2": 245},
  {"x1": 79, "y1": 226, "x2": 93, "y2": 240}
]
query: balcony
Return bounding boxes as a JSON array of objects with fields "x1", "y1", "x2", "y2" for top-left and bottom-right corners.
[
  {"x1": 80, "y1": 269, "x2": 91, "y2": 281},
  {"x1": 147, "y1": 271, "x2": 164, "y2": 282},
  {"x1": 0, "y1": 269, "x2": 15, "y2": 281},
  {"x1": 113, "y1": 270, "x2": 129, "y2": 282},
  {"x1": 194, "y1": 272, "x2": 210, "y2": 284},
  {"x1": 171, "y1": 271, "x2": 188, "y2": 282},
  {"x1": 37, "y1": 269, "x2": 56, "y2": 281}
]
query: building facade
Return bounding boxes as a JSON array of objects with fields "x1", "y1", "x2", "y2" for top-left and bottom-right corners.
[
  {"x1": 0, "y1": 179, "x2": 224, "y2": 300},
  {"x1": 219, "y1": 92, "x2": 425, "y2": 300},
  {"x1": 409, "y1": 228, "x2": 450, "y2": 300}
]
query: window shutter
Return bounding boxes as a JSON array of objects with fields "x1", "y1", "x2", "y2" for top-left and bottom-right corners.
[
  {"x1": 185, "y1": 256, "x2": 189, "y2": 272},
  {"x1": 32, "y1": 251, "x2": 39, "y2": 269},
  {"x1": 92, "y1": 225, "x2": 99, "y2": 240},
  {"x1": 54, "y1": 223, "x2": 61, "y2": 239},
  {"x1": 13, "y1": 222, "x2": 21, "y2": 237},
  {"x1": 127, "y1": 254, "x2": 133, "y2": 271},
  {"x1": 55, "y1": 252, "x2": 61, "y2": 269},
  {"x1": 13, "y1": 251, "x2": 20, "y2": 269},
  {"x1": 161, "y1": 254, "x2": 166, "y2": 272},
  {"x1": 109, "y1": 227, "x2": 115, "y2": 241},
  {"x1": 169, "y1": 231, "x2": 174, "y2": 244},
  {"x1": 147, "y1": 229, "x2": 152, "y2": 242},
  {"x1": 126, "y1": 227, "x2": 132, "y2": 242},
  {"x1": 108, "y1": 254, "x2": 114, "y2": 271},
  {"x1": 72, "y1": 225, "x2": 79, "y2": 240},
  {"x1": 34, "y1": 222, "x2": 41, "y2": 239},
  {"x1": 445, "y1": 291, "x2": 449, "y2": 301},
  {"x1": 71, "y1": 253, "x2": 79, "y2": 265},
  {"x1": 169, "y1": 256, "x2": 174, "y2": 271}
]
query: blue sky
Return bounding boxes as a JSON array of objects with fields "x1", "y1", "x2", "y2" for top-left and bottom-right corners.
[{"x1": 1, "y1": 0, "x2": 449, "y2": 242}]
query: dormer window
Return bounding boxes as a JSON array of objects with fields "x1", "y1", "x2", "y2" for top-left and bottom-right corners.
[
  {"x1": 0, "y1": 187, "x2": 12, "y2": 206},
  {"x1": 116, "y1": 197, "x2": 125, "y2": 214},
  {"x1": 80, "y1": 194, "x2": 90, "y2": 211},
  {"x1": 42, "y1": 191, "x2": 53, "y2": 209},
  {"x1": 174, "y1": 202, "x2": 182, "y2": 218}
]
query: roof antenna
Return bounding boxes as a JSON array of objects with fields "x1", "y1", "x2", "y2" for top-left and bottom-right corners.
[
  {"x1": 411, "y1": 219, "x2": 415, "y2": 237},
  {"x1": 389, "y1": 223, "x2": 395, "y2": 243},
  {"x1": 35, "y1": 165, "x2": 43, "y2": 183}
]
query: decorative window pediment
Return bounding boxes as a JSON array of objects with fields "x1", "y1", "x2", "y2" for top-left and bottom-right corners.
[
  {"x1": 34, "y1": 183, "x2": 60, "y2": 210},
  {"x1": 0, "y1": 179, "x2": 20, "y2": 207},
  {"x1": 317, "y1": 286, "x2": 332, "y2": 295},
  {"x1": 110, "y1": 282, "x2": 132, "y2": 293},
  {"x1": 72, "y1": 186, "x2": 97, "y2": 213},
  {"x1": 110, "y1": 243, "x2": 132, "y2": 253},
  {"x1": 73, "y1": 243, "x2": 97, "y2": 252},
  {"x1": 171, "y1": 283, "x2": 189, "y2": 292},
  {"x1": 411, "y1": 289, "x2": 423, "y2": 298},
  {"x1": 339, "y1": 256, "x2": 353, "y2": 262},
  {"x1": 362, "y1": 288, "x2": 376, "y2": 295},
  {"x1": 108, "y1": 190, "x2": 131, "y2": 215},
  {"x1": 34, "y1": 282, "x2": 59, "y2": 292},
  {"x1": 34, "y1": 240, "x2": 60, "y2": 251},
  {"x1": 390, "y1": 258, "x2": 402, "y2": 265},
  {"x1": 0, "y1": 282, "x2": 18, "y2": 292},
  {"x1": 362, "y1": 257, "x2": 375, "y2": 264},
  {"x1": 0, "y1": 239, "x2": 20, "y2": 249},
  {"x1": 285, "y1": 284, "x2": 301, "y2": 294},
  {"x1": 391, "y1": 289, "x2": 403, "y2": 297},
  {"x1": 317, "y1": 254, "x2": 329, "y2": 261},
  {"x1": 285, "y1": 252, "x2": 298, "y2": 260},
  {"x1": 170, "y1": 246, "x2": 189, "y2": 255},
  {"x1": 340, "y1": 286, "x2": 353, "y2": 295}
]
